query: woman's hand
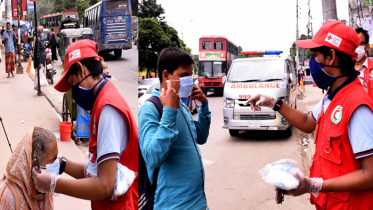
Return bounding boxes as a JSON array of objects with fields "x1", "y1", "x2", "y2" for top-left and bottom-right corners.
[{"x1": 32, "y1": 167, "x2": 60, "y2": 193}]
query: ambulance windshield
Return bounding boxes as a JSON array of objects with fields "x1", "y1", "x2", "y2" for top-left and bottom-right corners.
[{"x1": 227, "y1": 60, "x2": 285, "y2": 82}]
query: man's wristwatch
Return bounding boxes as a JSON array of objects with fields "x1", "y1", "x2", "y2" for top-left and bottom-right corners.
[
  {"x1": 59, "y1": 156, "x2": 67, "y2": 175},
  {"x1": 273, "y1": 98, "x2": 283, "y2": 111}
]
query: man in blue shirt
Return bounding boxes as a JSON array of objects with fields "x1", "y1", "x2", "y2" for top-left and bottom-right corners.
[
  {"x1": 2, "y1": 22, "x2": 16, "y2": 78},
  {"x1": 139, "y1": 47, "x2": 211, "y2": 210}
]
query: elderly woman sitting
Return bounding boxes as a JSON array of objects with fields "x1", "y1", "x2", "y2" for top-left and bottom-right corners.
[{"x1": 0, "y1": 127, "x2": 57, "y2": 209}]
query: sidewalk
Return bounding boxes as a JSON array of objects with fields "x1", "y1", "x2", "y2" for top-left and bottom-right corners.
[
  {"x1": 0, "y1": 57, "x2": 90, "y2": 209},
  {"x1": 296, "y1": 84, "x2": 324, "y2": 174}
]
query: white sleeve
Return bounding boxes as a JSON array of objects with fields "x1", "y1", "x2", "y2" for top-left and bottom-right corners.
[
  {"x1": 97, "y1": 105, "x2": 129, "y2": 165},
  {"x1": 311, "y1": 98, "x2": 324, "y2": 121},
  {"x1": 348, "y1": 105, "x2": 373, "y2": 159}
]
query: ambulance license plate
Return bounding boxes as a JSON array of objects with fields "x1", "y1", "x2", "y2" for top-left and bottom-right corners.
[{"x1": 248, "y1": 122, "x2": 260, "y2": 128}]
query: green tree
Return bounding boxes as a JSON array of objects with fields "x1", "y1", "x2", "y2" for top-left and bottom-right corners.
[
  {"x1": 289, "y1": 34, "x2": 312, "y2": 67},
  {"x1": 63, "y1": 0, "x2": 76, "y2": 10},
  {"x1": 139, "y1": 0, "x2": 165, "y2": 21},
  {"x1": 37, "y1": 0, "x2": 54, "y2": 19},
  {"x1": 52, "y1": 0, "x2": 64, "y2": 13},
  {"x1": 76, "y1": 0, "x2": 89, "y2": 23},
  {"x1": 89, "y1": 0, "x2": 99, "y2": 6},
  {"x1": 138, "y1": 18, "x2": 171, "y2": 77}
]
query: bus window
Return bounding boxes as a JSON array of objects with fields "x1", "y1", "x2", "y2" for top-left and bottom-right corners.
[
  {"x1": 202, "y1": 41, "x2": 211, "y2": 50},
  {"x1": 88, "y1": 10, "x2": 91, "y2": 26},
  {"x1": 94, "y1": 7, "x2": 97, "y2": 25},
  {"x1": 97, "y1": 6, "x2": 101, "y2": 24},
  {"x1": 200, "y1": 62, "x2": 212, "y2": 77},
  {"x1": 105, "y1": 0, "x2": 128, "y2": 11},
  {"x1": 214, "y1": 41, "x2": 223, "y2": 50}
]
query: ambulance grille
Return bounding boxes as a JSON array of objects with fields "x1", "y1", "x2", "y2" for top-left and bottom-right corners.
[
  {"x1": 240, "y1": 115, "x2": 276, "y2": 120},
  {"x1": 204, "y1": 82, "x2": 220, "y2": 86}
]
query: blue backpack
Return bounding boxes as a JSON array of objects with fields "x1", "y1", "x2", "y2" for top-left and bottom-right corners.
[{"x1": 139, "y1": 96, "x2": 162, "y2": 210}]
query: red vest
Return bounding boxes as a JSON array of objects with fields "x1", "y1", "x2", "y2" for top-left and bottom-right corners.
[
  {"x1": 364, "y1": 58, "x2": 373, "y2": 99},
  {"x1": 310, "y1": 78, "x2": 373, "y2": 210},
  {"x1": 89, "y1": 81, "x2": 138, "y2": 210}
]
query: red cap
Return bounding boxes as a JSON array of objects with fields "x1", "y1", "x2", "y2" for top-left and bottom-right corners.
[
  {"x1": 54, "y1": 39, "x2": 103, "y2": 92},
  {"x1": 296, "y1": 21, "x2": 360, "y2": 57}
]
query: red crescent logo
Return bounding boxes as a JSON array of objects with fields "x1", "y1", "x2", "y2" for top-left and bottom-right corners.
[{"x1": 333, "y1": 110, "x2": 340, "y2": 121}]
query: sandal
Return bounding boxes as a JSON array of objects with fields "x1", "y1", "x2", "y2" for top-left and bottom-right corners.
[{"x1": 75, "y1": 138, "x2": 81, "y2": 145}]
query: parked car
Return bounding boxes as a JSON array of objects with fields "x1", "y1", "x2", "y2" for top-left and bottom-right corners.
[
  {"x1": 138, "y1": 82, "x2": 160, "y2": 108},
  {"x1": 138, "y1": 78, "x2": 159, "y2": 98}
]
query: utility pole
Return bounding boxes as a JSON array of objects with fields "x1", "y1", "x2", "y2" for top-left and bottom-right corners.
[
  {"x1": 295, "y1": 0, "x2": 299, "y2": 70},
  {"x1": 5, "y1": 0, "x2": 12, "y2": 23},
  {"x1": 16, "y1": 0, "x2": 23, "y2": 74},
  {"x1": 322, "y1": 0, "x2": 338, "y2": 22}
]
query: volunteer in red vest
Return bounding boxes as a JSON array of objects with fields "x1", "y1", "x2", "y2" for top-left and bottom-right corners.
[
  {"x1": 247, "y1": 21, "x2": 373, "y2": 209},
  {"x1": 354, "y1": 27, "x2": 373, "y2": 97},
  {"x1": 31, "y1": 39, "x2": 138, "y2": 210}
]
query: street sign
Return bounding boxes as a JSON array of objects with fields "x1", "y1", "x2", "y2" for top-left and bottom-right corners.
[{"x1": 27, "y1": 3, "x2": 34, "y2": 11}]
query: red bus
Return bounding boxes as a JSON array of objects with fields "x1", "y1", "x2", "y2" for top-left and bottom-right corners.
[
  {"x1": 40, "y1": 10, "x2": 79, "y2": 35},
  {"x1": 198, "y1": 36, "x2": 239, "y2": 96}
]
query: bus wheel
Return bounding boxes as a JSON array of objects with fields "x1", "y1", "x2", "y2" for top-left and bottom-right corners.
[
  {"x1": 229, "y1": 130, "x2": 239, "y2": 137},
  {"x1": 114, "y1": 50, "x2": 122, "y2": 57}
]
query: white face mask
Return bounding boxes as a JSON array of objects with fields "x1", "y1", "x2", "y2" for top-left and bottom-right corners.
[{"x1": 355, "y1": 45, "x2": 366, "y2": 62}]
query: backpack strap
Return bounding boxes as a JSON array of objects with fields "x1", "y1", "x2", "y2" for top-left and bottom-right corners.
[{"x1": 145, "y1": 96, "x2": 163, "y2": 195}]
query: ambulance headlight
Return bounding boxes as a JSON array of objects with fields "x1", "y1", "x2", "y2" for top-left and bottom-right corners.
[{"x1": 224, "y1": 98, "x2": 235, "y2": 108}]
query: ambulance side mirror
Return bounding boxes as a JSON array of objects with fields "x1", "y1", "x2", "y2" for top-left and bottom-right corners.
[{"x1": 222, "y1": 75, "x2": 227, "y2": 84}]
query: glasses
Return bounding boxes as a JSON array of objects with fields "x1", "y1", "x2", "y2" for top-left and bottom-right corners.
[{"x1": 360, "y1": 42, "x2": 367, "y2": 46}]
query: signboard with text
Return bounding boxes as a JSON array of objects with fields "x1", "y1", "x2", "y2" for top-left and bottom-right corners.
[{"x1": 199, "y1": 51, "x2": 226, "y2": 61}]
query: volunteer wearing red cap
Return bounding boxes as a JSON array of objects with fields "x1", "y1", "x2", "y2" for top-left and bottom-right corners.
[
  {"x1": 31, "y1": 39, "x2": 138, "y2": 210},
  {"x1": 247, "y1": 21, "x2": 373, "y2": 209}
]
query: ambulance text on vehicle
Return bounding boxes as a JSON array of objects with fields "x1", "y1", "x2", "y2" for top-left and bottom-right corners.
[{"x1": 222, "y1": 51, "x2": 298, "y2": 137}]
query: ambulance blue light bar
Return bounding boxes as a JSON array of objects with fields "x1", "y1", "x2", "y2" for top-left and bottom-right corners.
[{"x1": 241, "y1": 51, "x2": 283, "y2": 55}]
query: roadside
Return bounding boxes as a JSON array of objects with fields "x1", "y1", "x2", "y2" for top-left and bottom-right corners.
[
  {"x1": 296, "y1": 84, "x2": 324, "y2": 176},
  {"x1": 0, "y1": 49, "x2": 90, "y2": 209}
]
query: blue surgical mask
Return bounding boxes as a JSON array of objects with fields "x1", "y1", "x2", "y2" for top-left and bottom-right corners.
[
  {"x1": 71, "y1": 74, "x2": 105, "y2": 111},
  {"x1": 309, "y1": 56, "x2": 344, "y2": 90},
  {"x1": 41, "y1": 158, "x2": 60, "y2": 175},
  {"x1": 178, "y1": 76, "x2": 194, "y2": 97}
]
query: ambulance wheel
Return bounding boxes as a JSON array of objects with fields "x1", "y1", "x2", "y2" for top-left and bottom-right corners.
[
  {"x1": 229, "y1": 129, "x2": 239, "y2": 137},
  {"x1": 283, "y1": 125, "x2": 293, "y2": 137}
]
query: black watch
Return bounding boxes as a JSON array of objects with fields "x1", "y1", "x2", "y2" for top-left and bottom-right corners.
[
  {"x1": 59, "y1": 156, "x2": 67, "y2": 175},
  {"x1": 273, "y1": 98, "x2": 283, "y2": 111}
]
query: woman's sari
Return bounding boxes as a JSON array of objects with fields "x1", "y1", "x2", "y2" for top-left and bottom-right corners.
[{"x1": 0, "y1": 127, "x2": 53, "y2": 210}]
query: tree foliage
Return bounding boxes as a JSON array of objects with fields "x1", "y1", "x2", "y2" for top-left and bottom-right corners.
[
  {"x1": 138, "y1": 0, "x2": 192, "y2": 77},
  {"x1": 139, "y1": 0, "x2": 165, "y2": 20},
  {"x1": 138, "y1": 18, "x2": 171, "y2": 77},
  {"x1": 52, "y1": 0, "x2": 64, "y2": 13},
  {"x1": 289, "y1": 34, "x2": 312, "y2": 67},
  {"x1": 63, "y1": 0, "x2": 77, "y2": 10},
  {"x1": 76, "y1": 0, "x2": 89, "y2": 23}
]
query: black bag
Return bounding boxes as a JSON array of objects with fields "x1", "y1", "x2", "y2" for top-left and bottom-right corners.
[{"x1": 139, "y1": 96, "x2": 162, "y2": 210}]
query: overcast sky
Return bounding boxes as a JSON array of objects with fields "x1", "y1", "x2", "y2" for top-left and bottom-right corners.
[{"x1": 157, "y1": 0, "x2": 349, "y2": 56}]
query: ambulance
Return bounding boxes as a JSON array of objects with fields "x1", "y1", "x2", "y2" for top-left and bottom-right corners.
[{"x1": 222, "y1": 51, "x2": 298, "y2": 137}]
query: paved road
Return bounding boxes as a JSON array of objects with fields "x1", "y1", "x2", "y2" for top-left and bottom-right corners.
[{"x1": 198, "y1": 93, "x2": 315, "y2": 210}]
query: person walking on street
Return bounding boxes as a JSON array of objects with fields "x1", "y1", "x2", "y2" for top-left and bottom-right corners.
[
  {"x1": 1, "y1": 26, "x2": 5, "y2": 36},
  {"x1": 32, "y1": 39, "x2": 139, "y2": 209},
  {"x1": 2, "y1": 22, "x2": 16, "y2": 78},
  {"x1": 139, "y1": 47, "x2": 211, "y2": 210},
  {"x1": 12, "y1": 24, "x2": 17, "y2": 65},
  {"x1": 247, "y1": 21, "x2": 373, "y2": 210},
  {"x1": 354, "y1": 27, "x2": 373, "y2": 97},
  {"x1": 34, "y1": 26, "x2": 46, "y2": 70},
  {"x1": 50, "y1": 33, "x2": 58, "y2": 63}
]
